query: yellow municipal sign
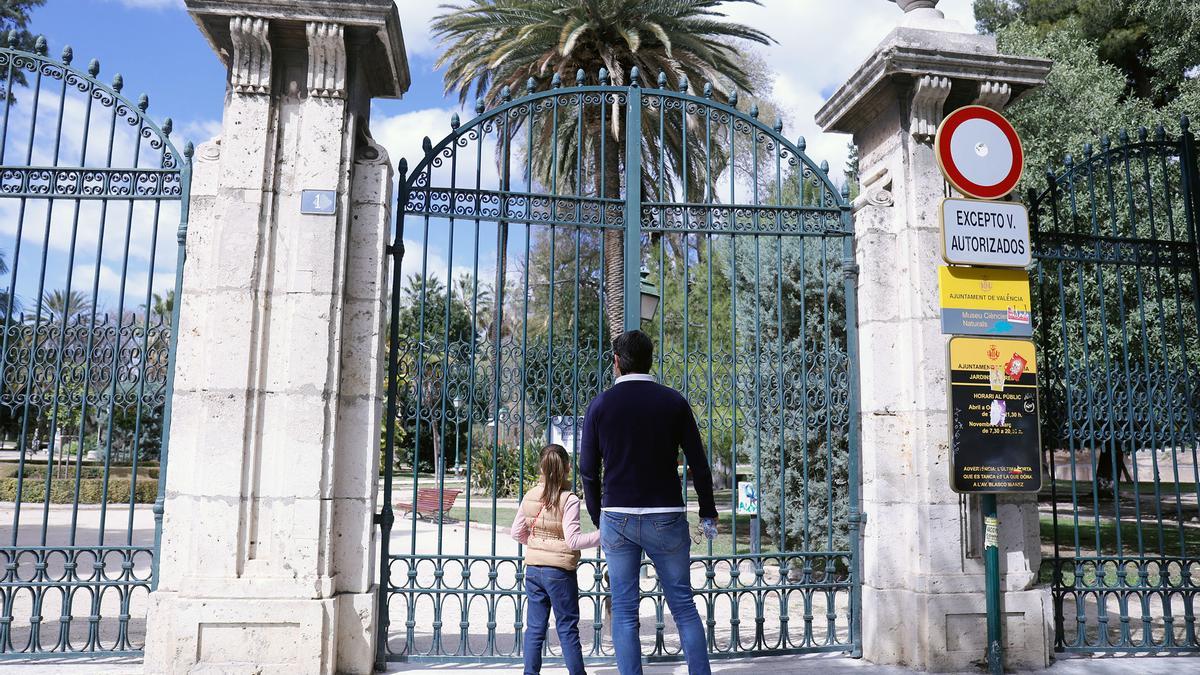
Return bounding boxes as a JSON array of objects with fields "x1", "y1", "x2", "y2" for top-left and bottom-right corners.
[
  {"x1": 938, "y1": 265, "x2": 1032, "y2": 337},
  {"x1": 947, "y1": 337, "x2": 1042, "y2": 493}
]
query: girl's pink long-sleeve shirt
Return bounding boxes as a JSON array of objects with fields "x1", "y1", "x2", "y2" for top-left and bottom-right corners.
[{"x1": 509, "y1": 492, "x2": 601, "y2": 550}]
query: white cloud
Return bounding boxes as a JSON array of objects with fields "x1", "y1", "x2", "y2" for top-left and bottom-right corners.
[
  {"x1": 373, "y1": 105, "x2": 501, "y2": 189},
  {"x1": 374, "y1": 106, "x2": 460, "y2": 174},
  {"x1": 720, "y1": 0, "x2": 977, "y2": 177},
  {"x1": 178, "y1": 119, "x2": 222, "y2": 149},
  {"x1": 394, "y1": 0, "x2": 446, "y2": 57}
]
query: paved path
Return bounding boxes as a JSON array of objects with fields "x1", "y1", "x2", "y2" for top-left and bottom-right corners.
[
  {"x1": 3, "y1": 653, "x2": 1196, "y2": 674},
  {"x1": 379, "y1": 653, "x2": 1192, "y2": 674}
]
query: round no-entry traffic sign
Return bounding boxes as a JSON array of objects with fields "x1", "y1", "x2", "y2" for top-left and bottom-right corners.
[{"x1": 934, "y1": 105, "x2": 1024, "y2": 200}]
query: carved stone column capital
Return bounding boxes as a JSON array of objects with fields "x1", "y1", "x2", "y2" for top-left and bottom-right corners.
[
  {"x1": 910, "y1": 74, "x2": 951, "y2": 143},
  {"x1": 852, "y1": 165, "x2": 894, "y2": 214},
  {"x1": 229, "y1": 16, "x2": 271, "y2": 95},
  {"x1": 307, "y1": 22, "x2": 346, "y2": 99},
  {"x1": 972, "y1": 81, "x2": 1013, "y2": 111}
]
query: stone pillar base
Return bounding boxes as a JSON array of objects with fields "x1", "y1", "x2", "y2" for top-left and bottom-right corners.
[
  {"x1": 335, "y1": 590, "x2": 379, "y2": 674},
  {"x1": 863, "y1": 586, "x2": 1052, "y2": 671},
  {"x1": 144, "y1": 593, "x2": 337, "y2": 674}
]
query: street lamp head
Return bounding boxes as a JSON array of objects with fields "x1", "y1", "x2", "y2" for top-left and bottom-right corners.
[{"x1": 639, "y1": 265, "x2": 661, "y2": 323}]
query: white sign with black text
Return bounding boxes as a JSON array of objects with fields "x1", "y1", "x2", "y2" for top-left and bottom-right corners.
[{"x1": 939, "y1": 198, "x2": 1031, "y2": 268}]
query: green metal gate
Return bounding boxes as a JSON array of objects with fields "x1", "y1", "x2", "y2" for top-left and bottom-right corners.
[
  {"x1": 1030, "y1": 118, "x2": 1200, "y2": 653},
  {"x1": 377, "y1": 72, "x2": 861, "y2": 664},
  {"x1": 0, "y1": 36, "x2": 189, "y2": 656}
]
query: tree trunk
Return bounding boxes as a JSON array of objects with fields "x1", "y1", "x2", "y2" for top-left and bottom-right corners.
[
  {"x1": 600, "y1": 138, "x2": 625, "y2": 337},
  {"x1": 497, "y1": 149, "x2": 511, "y2": 337}
]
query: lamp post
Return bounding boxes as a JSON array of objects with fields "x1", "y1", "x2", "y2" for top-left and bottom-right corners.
[
  {"x1": 452, "y1": 395, "x2": 463, "y2": 474},
  {"x1": 639, "y1": 265, "x2": 661, "y2": 323}
]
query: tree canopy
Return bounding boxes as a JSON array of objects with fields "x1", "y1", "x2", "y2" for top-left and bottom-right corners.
[
  {"x1": 432, "y1": 0, "x2": 774, "y2": 334},
  {"x1": 0, "y1": 1, "x2": 44, "y2": 99},
  {"x1": 975, "y1": 0, "x2": 1200, "y2": 107},
  {"x1": 974, "y1": 0, "x2": 1200, "y2": 192}
]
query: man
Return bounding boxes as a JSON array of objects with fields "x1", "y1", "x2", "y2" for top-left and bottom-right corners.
[{"x1": 579, "y1": 330, "x2": 718, "y2": 675}]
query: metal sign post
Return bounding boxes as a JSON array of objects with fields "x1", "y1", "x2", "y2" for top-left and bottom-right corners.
[
  {"x1": 982, "y1": 494, "x2": 1003, "y2": 674},
  {"x1": 934, "y1": 105, "x2": 1030, "y2": 675}
]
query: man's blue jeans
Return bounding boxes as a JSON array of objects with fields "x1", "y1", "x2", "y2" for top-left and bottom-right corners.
[
  {"x1": 523, "y1": 564, "x2": 587, "y2": 675},
  {"x1": 601, "y1": 512, "x2": 711, "y2": 675}
]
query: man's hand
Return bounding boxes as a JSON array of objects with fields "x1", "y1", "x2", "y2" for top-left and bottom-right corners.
[{"x1": 700, "y1": 517, "x2": 718, "y2": 541}]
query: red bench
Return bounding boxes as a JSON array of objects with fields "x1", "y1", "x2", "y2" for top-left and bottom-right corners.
[{"x1": 396, "y1": 487, "x2": 462, "y2": 522}]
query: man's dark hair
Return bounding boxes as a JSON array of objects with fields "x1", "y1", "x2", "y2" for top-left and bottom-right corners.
[{"x1": 613, "y1": 330, "x2": 653, "y2": 374}]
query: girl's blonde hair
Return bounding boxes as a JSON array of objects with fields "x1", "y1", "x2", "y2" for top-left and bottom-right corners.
[{"x1": 538, "y1": 444, "x2": 571, "y2": 511}]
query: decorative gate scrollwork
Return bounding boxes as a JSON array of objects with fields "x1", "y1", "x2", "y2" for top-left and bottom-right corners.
[
  {"x1": 0, "y1": 37, "x2": 189, "y2": 657},
  {"x1": 1030, "y1": 120, "x2": 1200, "y2": 654},
  {"x1": 377, "y1": 75, "x2": 861, "y2": 664}
]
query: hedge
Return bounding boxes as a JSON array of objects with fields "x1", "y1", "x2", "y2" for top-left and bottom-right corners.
[
  {"x1": 0, "y1": 464, "x2": 158, "y2": 480},
  {"x1": 0, "y1": 477, "x2": 158, "y2": 504}
]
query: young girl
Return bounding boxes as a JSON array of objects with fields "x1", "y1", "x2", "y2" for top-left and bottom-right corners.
[{"x1": 510, "y1": 444, "x2": 600, "y2": 675}]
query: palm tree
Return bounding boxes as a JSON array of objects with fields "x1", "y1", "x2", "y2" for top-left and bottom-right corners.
[
  {"x1": 150, "y1": 290, "x2": 174, "y2": 325},
  {"x1": 39, "y1": 289, "x2": 92, "y2": 325},
  {"x1": 433, "y1": 0, "x2": 772, "y2": 334},
  {"x1": 0, "y1": 248, "x2": 15, "y2": 319}
]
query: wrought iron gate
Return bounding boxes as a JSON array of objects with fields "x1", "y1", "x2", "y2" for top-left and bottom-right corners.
[
  {"x1": 0, "y1": 38, "x2": 189, "y2": 656},
  {"x1": 1030, "y1": 119, "x2": 1200, "y2": 653},
  {"x1": 377, "y1": 74, "x2": 861, "y2": 664}
]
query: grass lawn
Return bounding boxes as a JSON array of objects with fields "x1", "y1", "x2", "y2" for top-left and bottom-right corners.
[
  {"x1": 1040, "y1": 514, "x2": 1200, "y2": 557},
  {"x1": 1042, "y1": 479, "x2": 1197, "y2": 496},
  {"x1": 1038, "y1": 513, "x2": 1200, "y2": 586}
]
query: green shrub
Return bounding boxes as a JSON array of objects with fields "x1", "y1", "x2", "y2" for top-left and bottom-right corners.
[
  {"x1": 469, "y1": 444, "x2": 540, "y2": 498},
  {"x1": 0, "y1": 477, "x2": 158, "y2": 504},
  {"x1": 0, "y1": 462, "x2": 158, "y2": 481}
]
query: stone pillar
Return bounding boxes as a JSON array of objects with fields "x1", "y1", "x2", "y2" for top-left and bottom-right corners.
[
  {"x1": 817, "y1": 2, "x2": 1053, "y2": 671},
  {"x1": 144, "y1": 2, "x2": 408, "y2": 673}
]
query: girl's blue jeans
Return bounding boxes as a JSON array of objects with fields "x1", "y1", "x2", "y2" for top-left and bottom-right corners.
[{"x1": 523, "y1": 564, "x2": 586, "y2": 675}]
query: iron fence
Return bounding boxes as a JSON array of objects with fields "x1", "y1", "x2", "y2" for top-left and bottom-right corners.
[
  {"x1": 0, "y1": 36, "x2": 189, "y2": 657},
  {"x1": 1030, "y1": 119, "x2": 1200, "y2": 653},
  {"x1": 377, "y1": 74, "x2": 861, "y2": 664}
]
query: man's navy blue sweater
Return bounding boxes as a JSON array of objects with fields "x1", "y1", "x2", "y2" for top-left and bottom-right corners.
[{"x1": 578, "y1": 377, "x2": 718, "y2": 527}]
